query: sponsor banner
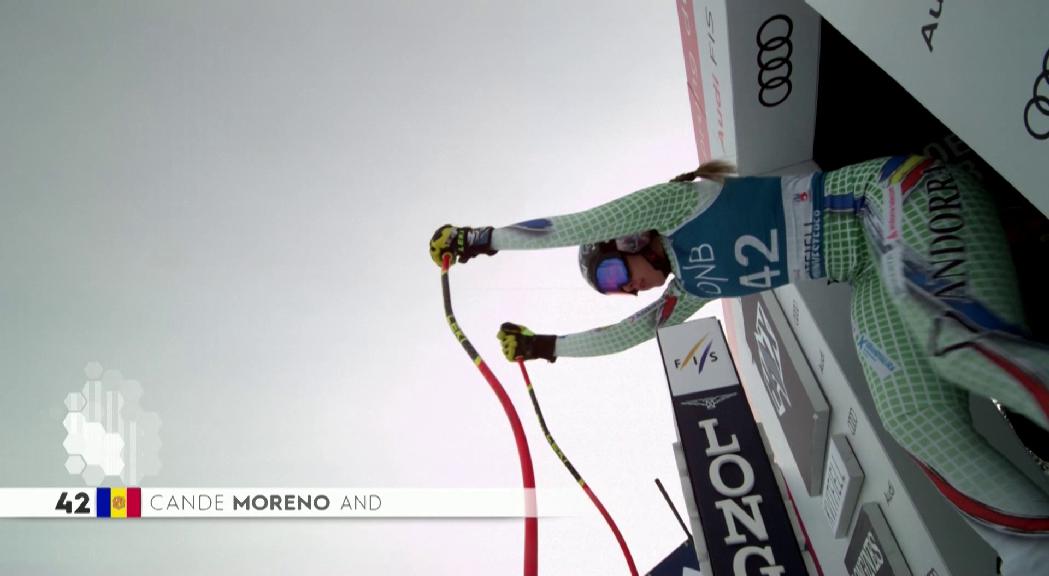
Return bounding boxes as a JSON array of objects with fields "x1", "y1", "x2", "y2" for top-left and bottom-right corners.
[
  {"x1": 804, "y1": 0, "x2": 1049, "y2": 216},
  {"x1": 659, "y1": 318, "x2": 738, "y2": 398},
  {"x1": 780, "y1": 173, "x2": 824, "y2": 283},
  {"x1": 676, "y1": 0, "x2": 821, "y2": 174},
  {"x1": 658, "y1": 318, "x2": 809, "y2": 576},
  {"x1": 677, "y1": 0, "x2": 737, "y2": 162},
  {"x1": 676, "y1": 0, "x2": 713, "y2": 163},
  {"x1": 0, "y1": 488, "x2": 578, "y2": 518},
  {"x1": 740, "y1": 292, "x2": 830, "y2": 496},
  {"x1": 822, "y1": 434, "x2": 865, "y2": 538},
  {"x1": 844, "y1": 503, "x2": 913, "y2": 576}
]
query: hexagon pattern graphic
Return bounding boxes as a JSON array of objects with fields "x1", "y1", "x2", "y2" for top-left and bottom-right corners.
[{"x1": 61, "y1": 362, "x2": 162, "y2": 486}]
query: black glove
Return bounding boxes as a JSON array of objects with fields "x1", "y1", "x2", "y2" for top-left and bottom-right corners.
[
  {"x1": 497, "y1": 322, "x2": 557, "y2": 363},
  {"x1": 430, "y1": 225, "x2": 498, "y2": 267}
]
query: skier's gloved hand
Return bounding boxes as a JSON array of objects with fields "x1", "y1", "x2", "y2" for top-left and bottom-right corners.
[
  {"x1": 497, "y1": 322, "x2": 557, "y2": 363},
  {"x1": 429, "y1": 225, "x2": 498, "y2": 267}
]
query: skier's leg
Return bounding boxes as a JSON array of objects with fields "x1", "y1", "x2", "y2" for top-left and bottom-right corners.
[
  {"x1": 851, "y1": 264, "x2": 1049, "y2": 524},
  {"x1": 829, "y1": 156, "x2": 1049, "y2": 429}
]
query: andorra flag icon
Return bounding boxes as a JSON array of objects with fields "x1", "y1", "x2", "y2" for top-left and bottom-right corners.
[{"x1": 96, "y1": 487, "x2": 141, "y2": 518}]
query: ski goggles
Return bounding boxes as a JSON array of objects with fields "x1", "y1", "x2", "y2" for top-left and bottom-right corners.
[{"x1": 594, "y1": 255, "x2": 634, "y2": 295}]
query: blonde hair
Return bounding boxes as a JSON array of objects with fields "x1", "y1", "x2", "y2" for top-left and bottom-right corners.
[{"x1": 669, "y1": 159, "x2": 737, "y2": 184}]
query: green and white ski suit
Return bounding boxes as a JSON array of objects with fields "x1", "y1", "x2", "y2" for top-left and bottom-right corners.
[{"x1": 489, "y1": 156, "x2": 1049, "y2": 540}]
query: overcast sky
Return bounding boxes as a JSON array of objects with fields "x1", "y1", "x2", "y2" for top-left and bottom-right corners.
[{"x1": 0, "y1": 2, "x2": 723, "y2": 573}]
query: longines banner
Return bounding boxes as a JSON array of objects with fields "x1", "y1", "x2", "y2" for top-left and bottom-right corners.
[
  {"x1": 657, "y1": 318, "x2": 808, "y2": 576},
  {"x1": 740, "y1": 291, "x2": 830, "y2": 496},
  {"x1": 676, "y1": 0, "x2": 821, "y2": 174}
]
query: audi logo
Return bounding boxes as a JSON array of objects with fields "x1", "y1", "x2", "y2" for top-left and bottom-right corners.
[
  {"x1": 1023, "y1": 46, "x2": 1049, "y2": 141},
  {"x1": 756, "y1": 15, "x2": 794, "y2": 108}
]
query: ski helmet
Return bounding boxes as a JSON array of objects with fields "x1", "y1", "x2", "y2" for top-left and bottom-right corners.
[{"x1": 578, "y1": 232, "x2": 654, "y2": 295}]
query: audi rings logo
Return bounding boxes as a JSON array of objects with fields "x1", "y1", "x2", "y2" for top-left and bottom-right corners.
[
  {"x1": 1023, "y1": 47, "x2": 1049, "y2": 141},
  {"x1": 756, "y1": 14, "x2": 794, "y2": 108}
]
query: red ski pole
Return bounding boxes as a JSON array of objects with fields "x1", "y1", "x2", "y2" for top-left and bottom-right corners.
[{"x1": 440, "y1": 254, "x2": 538, "y2": 576}]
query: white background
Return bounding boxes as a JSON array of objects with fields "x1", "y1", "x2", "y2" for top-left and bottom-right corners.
[{"x1": 0, "y1": 2, "x2": 722, "y2": 574}]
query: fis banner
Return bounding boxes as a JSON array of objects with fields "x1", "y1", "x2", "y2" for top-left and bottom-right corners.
[
  {"x1": 0, "y1": 488, "x2": 577, "y2": 519},
  {"x1": 657, "y1": 317, "x2": 809, "y2": 576}
]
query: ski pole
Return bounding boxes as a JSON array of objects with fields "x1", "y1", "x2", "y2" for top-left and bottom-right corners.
[
  {"x1": 440, "y1": 254, "x2": 539, "y2": 576},
  {"x1": 516, "y1": 358, "x2": 639, "y2": 576}
]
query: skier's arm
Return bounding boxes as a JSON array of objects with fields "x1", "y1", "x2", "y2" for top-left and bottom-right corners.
[
  {"x1": 553, "y1": 281, "x2": 710, "y2": 358},
  {"x1": 489, "y1": 181, "x2": 717, "y2": 250}
]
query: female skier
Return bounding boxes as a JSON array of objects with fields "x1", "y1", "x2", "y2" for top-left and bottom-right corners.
[{"x1": 430, "y1": 156, "x2": 1049, "y2": 572}]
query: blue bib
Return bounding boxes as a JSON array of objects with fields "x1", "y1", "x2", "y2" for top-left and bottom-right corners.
[{"x1": 670, "y1": 177, "x2": 796, "y2": 298}]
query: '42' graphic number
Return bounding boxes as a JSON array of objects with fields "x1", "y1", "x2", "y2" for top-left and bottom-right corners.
[
  {"x1": 55, "y1": 491, "x2": 91, "y2": 515},
  {"x1": 735, "y1": 230, "x2": 780, "y2": 289}
]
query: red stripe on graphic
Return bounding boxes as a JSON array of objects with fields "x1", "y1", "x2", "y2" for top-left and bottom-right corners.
[
  {"x1": 783, "y1": 483, "x2": 824, "y2": 576},
  {"x1": 127, "y1": 487, "x2": 141, "y2": 518},
  {"x1": 676, "y1": 0, "x2": 711, "y2": 162}
]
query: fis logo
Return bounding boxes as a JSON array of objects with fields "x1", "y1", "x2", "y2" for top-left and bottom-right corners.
[
  {"x1": 674, "y1": 334, "x2": 719, "y2": 374},
  {"x1": 793, "y1": 190, "x2": 810, "y2": 202}
]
